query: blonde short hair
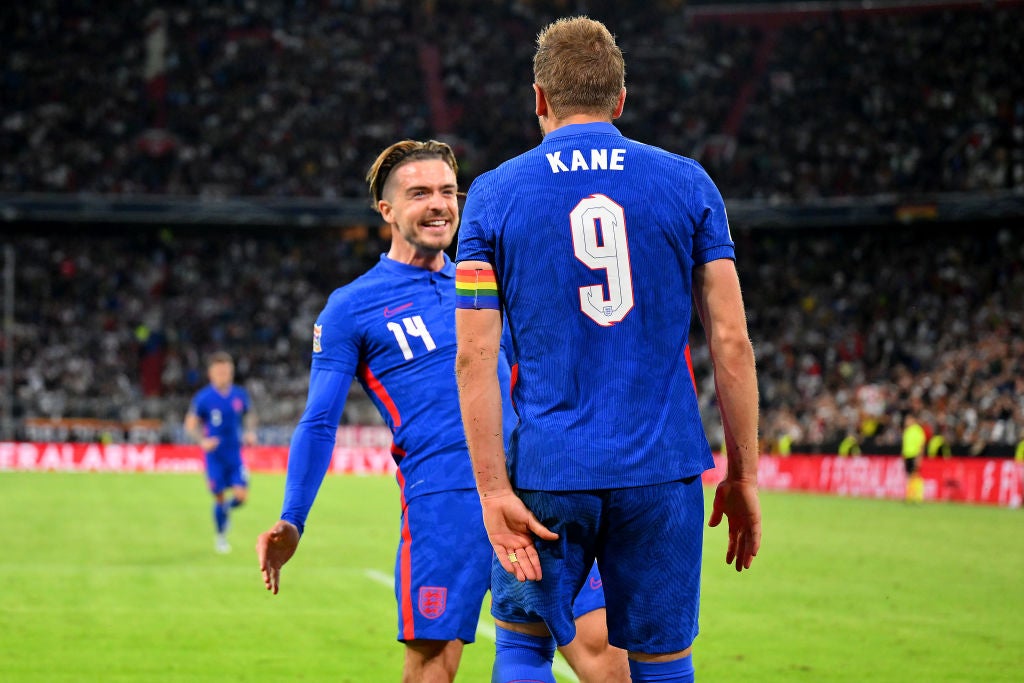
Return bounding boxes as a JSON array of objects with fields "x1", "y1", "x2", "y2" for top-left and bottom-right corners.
[
  {"x1": 533, "y1": 16, "x2": 625, "y2": 120},
  {"x1": 206, "y1": 351, "x2": 233, "y2": 367}
]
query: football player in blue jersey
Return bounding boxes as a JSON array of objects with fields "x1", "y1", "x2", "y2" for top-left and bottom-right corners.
[
  {"x1": 184, "y1": 351, "x2": 257, "y2": 553},
  {"x1": 256, "y1": 140, "x2": 628, "y2": 683},
  {"x1": 454, "y1": 17, "x2": 762, "y2": 683}
]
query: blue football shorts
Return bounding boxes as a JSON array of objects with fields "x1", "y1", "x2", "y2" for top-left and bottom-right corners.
[
  {"x1": 491, "y1": 476, "x2": 705, "y2": 654},
  {"x1": 394, "y1": 488, "x2": 492, "y2": 643},
  {"x1": 204, "y1": 452, "x2": 248, "y2": 494},
  {"x1": 572, "y1": 561, "x2": 606, "y2": 619}
]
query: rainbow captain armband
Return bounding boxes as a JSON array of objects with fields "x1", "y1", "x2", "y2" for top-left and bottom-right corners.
[{"x1": 455, "y1": 268, "x2": 500, "y2": 310}]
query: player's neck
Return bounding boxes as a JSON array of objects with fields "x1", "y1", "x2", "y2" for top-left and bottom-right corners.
[
  {"x1": 387, "y1": 244, "x2": 446, "y2": 272},
  {"x1": 541, "y1": 113, "x2": 612, "y2": 135}
]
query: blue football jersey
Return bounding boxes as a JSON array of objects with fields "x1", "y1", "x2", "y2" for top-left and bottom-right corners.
[
  {"x1": 281, "y1": 253, "x2": 514, "y2": 531},
  {"x1": 457, "y1": 122, "x2": 732, "y2": 490},
  {"x1": 190, "y1": 384, "x2": 250, "y2": 460}
]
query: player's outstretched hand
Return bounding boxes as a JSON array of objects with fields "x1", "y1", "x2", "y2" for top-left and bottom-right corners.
[
  {"x1": 256, "y1": 520, "x2": 300, "y2": 594},
  {"x1": 708, "y1": 479, "x2": 761, "y2": 572},
  {"x1": 481, "y1": 491, "x2": 558, "y2": 583},
  {"x1": 199, "y1": 436, "x2": 220, "y2": 452}
]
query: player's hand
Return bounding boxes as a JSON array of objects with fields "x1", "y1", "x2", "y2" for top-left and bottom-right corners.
[
  {"x1": 256, "y1": 520, "x2": 300, "y2": 594},
  {"x1": 199, "y1": 436, "x2": 220, "y2": 452},
  {"x1": 243, "y1": 430, "x2": 257, "y2": 447},
  {"x1": 480, "y1": 491, "x2": 558, "y2": 582},
  {"x1": 708, "y1": 479, "x2": 761, "y2": 572}
]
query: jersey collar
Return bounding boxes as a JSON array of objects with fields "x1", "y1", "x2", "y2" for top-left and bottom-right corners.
[
  {"x1": 379, "y1": 252, "x2": 455, "y2": 280},
  {"x1": 541, "y1": 121, "x2": 622, "y2": 144}
]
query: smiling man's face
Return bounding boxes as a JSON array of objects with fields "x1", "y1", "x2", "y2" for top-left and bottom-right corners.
[{"x1": 380, "y1": 158, "x2": 459, "y2": 258}]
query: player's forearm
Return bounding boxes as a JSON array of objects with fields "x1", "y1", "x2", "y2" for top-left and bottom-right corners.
[
  {"x1": 455, "y1": 351, "x2": 511, "y2": 499},
  {"x1": 182, "y1": 415, "x2": 203, "y2": 444},
  {"x1": 280, "y1": 366, "x2": 350, "y2": 535},
  {"x1": 280, "y1": 419, "x2": 336, "y2": 535},
  {"x1": 712, "y1": 335, "x2": 760, "y2": 483},
  {"x1": 455, "y1": 304, "x2": 510, "y2": 499}
]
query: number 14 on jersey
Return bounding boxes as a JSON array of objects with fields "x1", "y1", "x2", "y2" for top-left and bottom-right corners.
[{"x1": 388, "y1": 315, "x2": 437, "y2": 360}]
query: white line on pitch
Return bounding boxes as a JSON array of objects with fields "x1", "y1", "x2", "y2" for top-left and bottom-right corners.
[{"x1": 363, "y1": 568, "x2": 579, "y2": 682}]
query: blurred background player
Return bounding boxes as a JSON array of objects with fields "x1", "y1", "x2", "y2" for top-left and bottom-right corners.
[
  {"x1": 184, "y1": 351, "x2": 257, "y2": 553},
  {"x1": 455, "y1": 16, "x2": 761, "y2": 683},
  {"x1": 901, "y1": 414, "x2": 926, "y2": 503},
  {"x1": 256, "y1": 140, "x2": 628, "y2": 683}
]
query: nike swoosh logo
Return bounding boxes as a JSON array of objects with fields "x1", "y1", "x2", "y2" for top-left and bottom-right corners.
[
  {"x1": 589, "y1": 577, "x2": 603, "y2": 589},
  {"x1": 383, "y1": 302, "x2": 414, "y2": 318}
]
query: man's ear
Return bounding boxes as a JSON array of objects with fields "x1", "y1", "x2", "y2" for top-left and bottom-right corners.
[
  {"x1": 534, "y1": 83, "x2": 548, "y2": 118},
  {"x1": 612, "y1": 87, "x2": 626, "y2": 119}
]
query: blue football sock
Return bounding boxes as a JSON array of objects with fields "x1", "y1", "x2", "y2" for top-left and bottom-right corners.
[
  {"x1": 628, "y1": 654, "x2": 695, "y2": 682},
  {"x1": 214, "y1": 501, "x2": 229, "y2": 533},
  {"x1": 492, "y1": 625, "x2": 556, "y2": 683}
]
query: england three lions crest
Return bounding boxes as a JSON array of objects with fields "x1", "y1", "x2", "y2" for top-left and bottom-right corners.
[{"x1": 418, "y1": 586, "x2": 447, "y2": 619}]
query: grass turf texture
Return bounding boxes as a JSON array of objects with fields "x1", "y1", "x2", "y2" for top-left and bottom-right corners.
[{"x1": 1, "y1": 471, "x2": 1020, "y2": 682}]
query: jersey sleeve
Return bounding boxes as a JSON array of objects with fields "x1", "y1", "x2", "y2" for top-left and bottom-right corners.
[
  {"x1": 280, "y1": 364, "x2": 353, "y2": 535},
  {"x1": 455, "y1": 174, "x2": 496, "y2": 266},
  {"x1": 688, "y1": 163, "x2": 735, "y2": 265},
  {"x1": 310, "y1": 291, "x2": 362, "y2": 376},
  {"x1": 455, "y1": 176, "x2": 502, "y2": 310},
  {"x1": 281, "y1": 293, "x2": 362, "y2": 535}
]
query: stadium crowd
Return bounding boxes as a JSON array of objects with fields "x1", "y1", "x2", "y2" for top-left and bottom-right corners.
[
  {"x1": 1, "y1": 1, "x2": 1021, "y2": 200},
  {"x1": 5, "y1": 221, "x2": 1022, "y2": 456},
  {"x1": 9, "y1": 226, "x2": 386, "y2": 444},
  {"x1": 727, "y1": 222, "x2": 1024, "y2": 458},
  {"x1": 2, "y1": 1, "x2": 1022, "y2": 455}
]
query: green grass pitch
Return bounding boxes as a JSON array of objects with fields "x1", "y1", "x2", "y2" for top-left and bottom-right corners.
[{"x1": 1, "y1": 471, "x2": 1021, "y2": 682}]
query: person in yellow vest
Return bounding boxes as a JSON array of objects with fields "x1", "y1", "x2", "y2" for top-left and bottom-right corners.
[
  {"x1": 1015, "y1": 439, "x2": 1024, "y2": 463},
  {"x1": 902, "y1": 414, "x2": 927, "y2": 503},
  {"x1": 776, "y1": 432, "x2": 793, "y2": 456},
  {"x1": 838, "y1": 433, "x2": 861, "y2": 457},
  {"x1": 927, "y1": 433, "x2": 951, "y2": 459}
]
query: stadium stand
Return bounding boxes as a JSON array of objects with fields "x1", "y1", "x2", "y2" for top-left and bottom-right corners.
[
  {"x1": 728, "y1": 222, "x2": 1024, "y2": 458},
  {"x1": 1, "y1": 1, "x2": 1022, "y2": 454},
  {"x1": 6, "y1": 225, "x2": 385, "y2": 444},
  {"x1": 4, "y1": 221, "x2": 1021, "y2": 455},
  {"x1": 2, "y1": 1, "x2": 1020, "y2": 199}
]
